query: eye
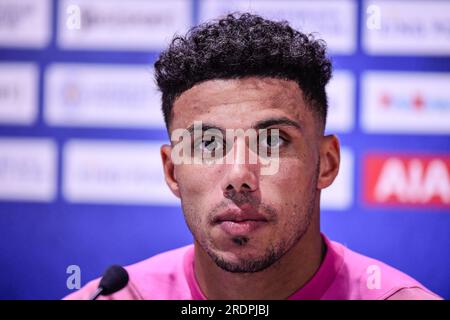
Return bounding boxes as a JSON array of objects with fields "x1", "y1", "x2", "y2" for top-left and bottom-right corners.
[
  {"x1": 259, "y1": 130, "x2": 287, "y2": 149},
  {"x1": 194, "y1": 134, "x2": 225, "y2": 155},
  {"x1": 202, "y1": 136, "x2": 219, "y2": 151},
  {"x1": 266, "y1": 135, "x2": 283, "y2": 147}
]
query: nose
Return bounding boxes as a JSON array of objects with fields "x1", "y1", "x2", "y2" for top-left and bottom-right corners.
[{"x1": 220, "y1": 137, "x2": 259, "y2": 196}]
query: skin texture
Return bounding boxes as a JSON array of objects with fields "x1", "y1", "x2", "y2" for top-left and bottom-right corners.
[{"x1": 161, "y1": 77, "x2": 340, "y2": 299}]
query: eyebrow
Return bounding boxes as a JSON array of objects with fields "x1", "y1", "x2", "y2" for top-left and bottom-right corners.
[
  {"x1": 186, "y1": 123, "x2": 225, "y2": 135},
  {"x1": 252, "y1": 117, "x2": 302, "y2": 132},
  {"x1": 185, "y1": 117, "x2": 302, "y2": 134}
]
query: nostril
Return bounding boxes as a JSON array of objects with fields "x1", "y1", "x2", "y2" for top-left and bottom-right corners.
[
  {"x1": 224, "y1": 183, "x2": 255, "y2": 198},
  {"x1": 241, "y1": 183, "x2": 251, "y2": 190},
  {"x1": 224, "y1": 185, "x2": 236, "y2": 199}
]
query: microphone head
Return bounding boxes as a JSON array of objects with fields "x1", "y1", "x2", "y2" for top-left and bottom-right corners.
[{"x1": 98, "y1": 265, "x2": 129, "y2": 295}]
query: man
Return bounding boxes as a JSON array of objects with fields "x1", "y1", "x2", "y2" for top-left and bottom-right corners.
[{"x1": 65, "y1": 13, "x2": 441, "y2": 300}]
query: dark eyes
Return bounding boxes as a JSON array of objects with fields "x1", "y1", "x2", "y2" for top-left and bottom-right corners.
[
  {"x1": 196, "y1": 135, "x2": 224, "y2": 153},
  {"x1": 259, "y1": 134, "x2": 286, "y2": 149},
  {"x1": 193, "y1": 131, "x2": 288, "y2": 156}
]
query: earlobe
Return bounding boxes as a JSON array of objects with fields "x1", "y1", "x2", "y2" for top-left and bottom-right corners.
[
  {"x1": 161, "y1": 144, "x2": 181, "y2": 198},
  {"x1": 317, "y1": 135, "x2": 340, "y2": 190}
]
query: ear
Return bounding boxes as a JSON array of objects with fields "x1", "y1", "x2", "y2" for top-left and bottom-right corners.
[
  {"x1": 161, "y1": 144, "x2": 181, "y2": 198},
  {"x1": 317, "y1": 134, "x2": 340, "y2": 190}
]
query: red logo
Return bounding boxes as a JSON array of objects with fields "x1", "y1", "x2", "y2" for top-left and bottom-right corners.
[{"x1": 364, "y1": 154, "x2": 450, "y2": 207}]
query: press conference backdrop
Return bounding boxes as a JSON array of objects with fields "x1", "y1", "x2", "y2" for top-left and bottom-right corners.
[{"x1": 0, "y1": 0, "x2": 449, "y2": 299}]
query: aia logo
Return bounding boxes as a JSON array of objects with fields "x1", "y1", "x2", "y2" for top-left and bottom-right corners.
[{"x1": 364, "y1": 154, "x2": 450, "y2": 207}]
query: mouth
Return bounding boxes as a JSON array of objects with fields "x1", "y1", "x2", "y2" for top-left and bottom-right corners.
[{"x1": 213, "y1": 208, "x2": 269, "y2": 236}]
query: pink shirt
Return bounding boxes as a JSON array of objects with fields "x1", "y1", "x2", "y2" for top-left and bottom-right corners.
[{"x1": 64, "y1": 233, "x2": 441, "y2": 300}]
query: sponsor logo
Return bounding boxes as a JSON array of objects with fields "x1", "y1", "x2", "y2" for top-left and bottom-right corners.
[
  {"x1": 0, "y1": 63, "x2": 38, "y2": 125},
  {"x1": 363, "y1": 0, "x2": 450, "y2": 55},
  {"x1": 0, "y1": 138, "x2": 57, "y2": 202},
  {"x1": 63, "y1": 140, "x2": 178, "y2": 205},
  {"x1": 361, "y1": 72, "x2": 450, "y2": 134},
  {"x1": 325, "y1": 70, "x2": 355, "y2": 133},
  {"x1": 364, "y1": 154, "x2": 450, "y2": 207},
  {"x1": 0, "y1": 0, "x2": 50, "y2": 48},
  {"x1": 45, "y1": 64, "x2": 164, "y2": 128},
  {"x1": 58, "y1": 0, "x2": 192, "y2": 50}
]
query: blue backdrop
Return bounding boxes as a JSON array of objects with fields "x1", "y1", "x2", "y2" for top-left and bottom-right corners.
[{"x1": 0, "y1": 0, "x2": 449, "y2": 299}]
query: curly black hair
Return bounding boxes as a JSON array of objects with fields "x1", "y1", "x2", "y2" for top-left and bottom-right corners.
[{"x1": 154, "y1": 12, "x2": 332, "y2": 131}]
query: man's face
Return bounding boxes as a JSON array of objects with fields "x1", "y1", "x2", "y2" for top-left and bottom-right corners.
[{"x1": 162, "y1": 77, "x2": 336, "y2": 273}]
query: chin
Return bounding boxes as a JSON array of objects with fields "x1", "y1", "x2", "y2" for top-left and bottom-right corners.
[{"x1": 214, "y1": 241, "x2": 269, "y2": 260}]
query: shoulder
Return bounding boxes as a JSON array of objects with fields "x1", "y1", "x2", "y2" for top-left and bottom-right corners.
[
  {"x1": 385, "y1": 287, "x2": 442, "y2": 300},
  {"x1": 326, "y1": 239, "x2": 442, "y2": 300},
  {"x1": 124, "y1": 244, "x2": 193, "y2": 299},
  {"x1": 63, "y1": 244, "x2": 194, "y2": 300}
]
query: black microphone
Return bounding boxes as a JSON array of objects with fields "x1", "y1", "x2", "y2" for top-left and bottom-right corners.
[{"x1": 89, "y1": 265, "x2": 129, "y2": 300}]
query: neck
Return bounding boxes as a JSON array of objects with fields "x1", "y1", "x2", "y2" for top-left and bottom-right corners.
[{"x1": 193, "y1": 214, "x2": 325, "y2": 300}]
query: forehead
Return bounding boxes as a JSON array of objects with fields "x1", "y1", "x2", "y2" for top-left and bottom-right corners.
[{"x1": 171, "y1": 77, "x2": 309, "y2": 130}]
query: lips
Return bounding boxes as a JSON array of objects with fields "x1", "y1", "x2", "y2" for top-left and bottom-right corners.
[{"x1": 213, "y1": 208, "x2": 269, "y2": 236}]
